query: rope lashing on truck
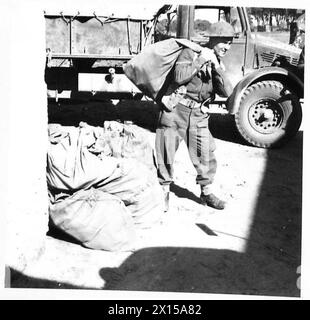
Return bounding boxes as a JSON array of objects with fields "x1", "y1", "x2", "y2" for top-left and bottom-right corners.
[
  {"x1": 93, "y1": 12, "x2": 121, "y2": 26},
  {"x1": 93, "y1": 12, "x2": 104, "y2": 26},
  {"x1": 71, "y1": 11, "x2": 80, "y2": 22},
  {"x1": 59, "y1": 11, "x2": 80, "y2": 24},
  {"x1": 60, "y1": 11, "x2": 70, "y2": 25}
]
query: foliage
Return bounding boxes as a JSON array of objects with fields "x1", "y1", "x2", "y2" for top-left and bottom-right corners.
[
  {"x1": 194, "y1": 19, "x2": 211, "y2": 31},
  {"x1": 248, "y1": 7, "x2": 305, "y2": 31}
]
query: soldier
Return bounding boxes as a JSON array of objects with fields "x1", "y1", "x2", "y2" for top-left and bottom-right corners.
[
  {"x1": 289, "y1": 18, "x2": 299, "y2": 45},
  {"x1": 155, "y1": 21, "x2": 235, "y2": 212}
]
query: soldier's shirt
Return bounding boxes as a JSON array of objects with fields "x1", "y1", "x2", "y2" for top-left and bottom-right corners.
[{"x1": 174, "y1": 47, "x2": 233, "y2": 102}]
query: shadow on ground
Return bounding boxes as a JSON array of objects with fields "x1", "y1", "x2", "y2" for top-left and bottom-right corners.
[
  {"x1": 47, "y1": 219, "x2": 81, "y2": 245},
  {"x1": 48, "y1": 99, "x2": 161, "y2": 132},
  {"x1": 8, "y1": 268, "x2": 93, "y2": 289},
  {"x1": 209, "y1": 114, "x2": 246, "y2": 145},
  {"x1": 98, "y1": 244, "x2": 299, "y2": 296},
  {"x1": 170, "y1": 183, "x2": 201, "y2": 204}
]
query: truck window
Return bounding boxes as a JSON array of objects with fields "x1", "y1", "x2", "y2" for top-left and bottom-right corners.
[
  {"x1": 194, "y1": 7, "x2": 242, "y2": 36},
  {"x1": 194, "y1": 8, "x2": 221, "y2": 36},
  {"x1": 155, "y1": 6, "x2": 242, "y2": 41},
  {"x1": 230, "y1": 7, "x2": 242, "y2": 34}
]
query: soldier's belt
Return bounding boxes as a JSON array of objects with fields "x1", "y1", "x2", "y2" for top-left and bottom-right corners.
[{"x1": 178, "y1": 97, "x2": 202, "y2": 109}]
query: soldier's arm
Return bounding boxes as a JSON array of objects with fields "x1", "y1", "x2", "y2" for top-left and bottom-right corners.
[
  {"x1": 212, "y1": 64, "x2": 234, "y2": 97},
  {"x1": 174, "y1": 48, "x2": 207, "y2": 85}
]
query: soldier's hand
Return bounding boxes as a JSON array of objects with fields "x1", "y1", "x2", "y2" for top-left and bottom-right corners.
[{"x1": 199, "y1": 48, "x2": 220, "y2": 69}]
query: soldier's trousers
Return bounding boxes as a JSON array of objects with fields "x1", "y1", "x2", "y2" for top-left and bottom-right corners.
[{"x1": 155, "y1": 102, "x2": 217, "y2": 191}]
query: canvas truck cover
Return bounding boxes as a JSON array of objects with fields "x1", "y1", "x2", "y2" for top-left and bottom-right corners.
[
  {"x1": 44, "y1": 3, "x2": 170, "y2": 66},
  {"x1": 123, "y1": 38, "x2": 203, "y2": 100},
  {"x1": 43, "y1": 1, "x2": 161, "y2": 20}
]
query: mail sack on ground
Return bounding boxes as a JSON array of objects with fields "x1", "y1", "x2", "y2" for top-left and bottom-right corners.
[
  {"x1": 49, "y1": 188, "x2": 137, "y2": 251},
  {"x1": 90, "y1": 120, "x2": 156, "y2": 173},
  {"x1": 47, "y1": 122, "x2": 164, "y2": 251}
]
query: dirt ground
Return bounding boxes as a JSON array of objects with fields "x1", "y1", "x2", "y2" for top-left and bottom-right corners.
[{"x1": 10, "y1": 98, "x2": 302, "y2": 297}]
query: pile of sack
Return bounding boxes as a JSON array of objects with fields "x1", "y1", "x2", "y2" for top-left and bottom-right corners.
[
  {"x1": 89, "y1": 120, "x2": 156, "y2": 173},
  {"x1": 47, "y1": 121, "x2": 164, "y2": 252}
]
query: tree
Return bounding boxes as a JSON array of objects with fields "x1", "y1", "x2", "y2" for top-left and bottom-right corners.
[{"x1": 248, "y1": 7, "x2": 305, "y2": 31}]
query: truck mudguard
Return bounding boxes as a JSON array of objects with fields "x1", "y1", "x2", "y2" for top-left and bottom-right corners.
[{"x1": 227, "y1": 66, "x2": 304, "y2": 114}]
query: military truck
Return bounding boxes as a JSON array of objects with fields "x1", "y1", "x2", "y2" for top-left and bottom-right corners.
[{"x1": 45, "y1": 4, "x2": 304, "y2": 148}]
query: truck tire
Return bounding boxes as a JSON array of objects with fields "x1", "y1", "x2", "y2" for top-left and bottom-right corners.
[{"x1": 235, "y1": 80, "x2": 302, "y2": 148}]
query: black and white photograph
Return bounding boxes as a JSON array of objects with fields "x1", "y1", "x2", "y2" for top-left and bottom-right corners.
[{"x1": 0, "y1": 0, "x2": 308, "y2": 300}]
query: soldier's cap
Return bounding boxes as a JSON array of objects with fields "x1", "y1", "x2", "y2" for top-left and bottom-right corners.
[{"x1": 206, "y1": 21, "x2": 235, "y2": 38}]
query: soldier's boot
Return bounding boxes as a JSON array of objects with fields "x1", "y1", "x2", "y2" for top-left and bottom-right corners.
[
  {"x1": 200, "y1": 193, "x2": 226, "y2": 210},
  {"x1": 200, "y1": 185, "x2": 226, "y2": 210}
]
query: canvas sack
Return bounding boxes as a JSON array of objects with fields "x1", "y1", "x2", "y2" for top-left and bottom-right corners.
[
  {"x1": 123, "y1": 38, "x2": 202, "y2": 101},
  {"x1": 49, "y1": 188, "x2": 137, "y2": 251}
]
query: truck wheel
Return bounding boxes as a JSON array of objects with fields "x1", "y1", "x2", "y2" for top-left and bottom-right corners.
[{"x1": 235, "y1": 80, "x2": 302, "y2": 148}]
